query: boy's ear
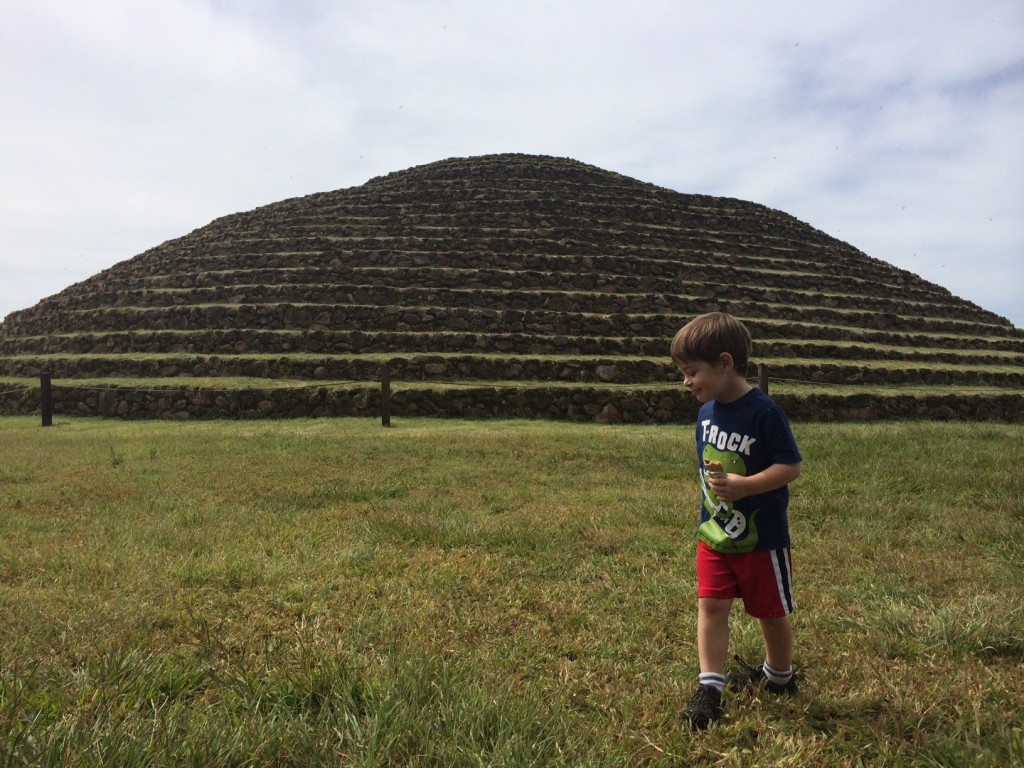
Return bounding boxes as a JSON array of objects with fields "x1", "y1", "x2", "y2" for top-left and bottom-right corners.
[{"x1": 717, "y1": 352, "x2": 735, "y2": 371}]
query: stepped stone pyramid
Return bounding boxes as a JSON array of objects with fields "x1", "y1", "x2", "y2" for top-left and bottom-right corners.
[{"x1": 2, "y1": 153, "x2": 1022, "y2": 422}]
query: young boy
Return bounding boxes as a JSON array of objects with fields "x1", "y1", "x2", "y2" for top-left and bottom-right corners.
[{"x1": 670, "y1": 312, "x2": 803, "y2": 729}]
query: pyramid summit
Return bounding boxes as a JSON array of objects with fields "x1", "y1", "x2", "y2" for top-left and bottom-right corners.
[{"x1": 2, "y1": 153, "x2": 1022, "y2": 422}]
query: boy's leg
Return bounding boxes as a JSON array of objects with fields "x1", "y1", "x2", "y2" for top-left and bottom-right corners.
[
  {"x1": 695, "y1": 542, "x2": 737, "y2": 676},
  {"x1": 755, "y1": 614, "x2": 797, "y2": 692},
  {"x1": 727, "y1": 548, "x2": 799, "y2": 694},
  {"x1": 687, "y1": 542, "x2": 736, "y2": 728},
  {"x1": 727, "y1": 615, "x2": 797, "y2": 694},
  {"x1": 698, "y1": 597, "x2": 733, "y2": 674},
  {"x1": 760, "y1": 614, "x2": 793, "y2": 672},
  {"x1": 684, "y1": 597, "x2": 733, "y2": 729}
]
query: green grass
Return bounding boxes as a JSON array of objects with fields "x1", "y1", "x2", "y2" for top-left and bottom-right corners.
[{"x1": 1, "y1": 417, "x2": 1022, "y2": 766}]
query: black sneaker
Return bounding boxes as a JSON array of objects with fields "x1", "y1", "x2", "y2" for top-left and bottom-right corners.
[
  {"x1": 682, "y1": 684, "x2": 723, "y2": 730},
  {"x1": 726, "y1": 656, "x2": 798, "y2": 695}
]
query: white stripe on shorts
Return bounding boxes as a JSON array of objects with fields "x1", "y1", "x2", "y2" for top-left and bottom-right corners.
[{"x1": 770, "y1": 548, "x2": 795, "y2": 615}]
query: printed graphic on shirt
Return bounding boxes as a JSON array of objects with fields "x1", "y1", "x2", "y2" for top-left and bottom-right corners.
[
  {"x1": 700, "y1": 421, "x2": 757, "y2": 456},
  {"x1": 698, "y1": 445, "x2": 760, "y2": 553}
]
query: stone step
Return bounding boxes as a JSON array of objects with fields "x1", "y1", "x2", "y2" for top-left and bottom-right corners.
[
  {"x1": 3, "y1": 353, "x2": 1021, "y2": 389},
  {"x1": 4, "y1": 323, "x2": 1022, "y2": 357},
  {"x1": 36, "y1": 280, "x2": 994, "y2": 325},
  {"x1": 98, "y1": 245, "x2": 955, "y2": 300},
  {"x1": 19, "y1": 301, "x2": 1012, "y2": 339},
  {"x1": 4, "y1": 378, "x2": 1021, "y2": 423},
  {"x1": 32, "y1": 263, "x2": 966, "y2": 323}
]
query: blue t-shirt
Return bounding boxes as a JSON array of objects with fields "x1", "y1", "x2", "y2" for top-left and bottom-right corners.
[{"x1": 695, "y1": 388, "x2": 801, "y2": 553}]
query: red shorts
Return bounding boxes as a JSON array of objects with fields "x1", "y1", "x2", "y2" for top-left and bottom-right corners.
[{"x1": 696, "y1": 541, "x2": 795, "y2": 618}]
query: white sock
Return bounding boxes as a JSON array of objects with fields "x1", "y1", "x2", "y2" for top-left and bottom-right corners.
[
  {"x1": 763, "y1": 661, "x2": 793, "y2": 685},
  {"x1": 699, "y1": 672, "x2": 726, "y2": 692}
]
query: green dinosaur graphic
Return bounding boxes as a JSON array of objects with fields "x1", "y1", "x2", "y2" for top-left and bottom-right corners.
[{"x1": 698, "y1": 446, "x2": 759, "y2": 552}]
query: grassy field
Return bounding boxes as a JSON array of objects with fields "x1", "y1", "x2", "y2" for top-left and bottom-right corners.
[{"x1": 1, "y1": 416, "x2": 1021, "y2": 766}]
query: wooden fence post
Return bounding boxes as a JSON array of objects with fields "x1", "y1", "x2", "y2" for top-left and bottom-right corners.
[
  {"x1": 758, "y1": 363, "x2": 769, "y2": 395},
  {"x1": 381, "y1": 365, "x2": 391, "y2": 427},
  {"x1": 41, "y1": 373, "x2": 53, "y2": 427}
]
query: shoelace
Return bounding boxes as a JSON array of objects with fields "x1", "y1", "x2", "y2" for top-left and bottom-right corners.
[
  {"x1": 688, "y1": 685, "x2": 720, "y2": 707},
  {"x1": 732, "y1": 655, "x2": 763, "y2": 678}
]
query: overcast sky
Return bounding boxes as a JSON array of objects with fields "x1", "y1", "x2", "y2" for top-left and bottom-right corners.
[{"x1": 2, "y1": 0, "x2": 1022, "y2": 329}]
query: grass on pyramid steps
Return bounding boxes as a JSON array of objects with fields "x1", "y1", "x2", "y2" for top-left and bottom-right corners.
[{"x1": 0, "y1": 417, "x2": 1021, "y2": 766}]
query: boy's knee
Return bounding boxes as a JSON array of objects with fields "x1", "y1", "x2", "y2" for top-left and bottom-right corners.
[{"x1": 699, "y1": 597, "x2": 733, "y2": 619}]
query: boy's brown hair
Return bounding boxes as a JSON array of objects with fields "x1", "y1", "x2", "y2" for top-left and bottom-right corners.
[{"x1": 670, "y1": 312, "x2": 752, "y2": 373}]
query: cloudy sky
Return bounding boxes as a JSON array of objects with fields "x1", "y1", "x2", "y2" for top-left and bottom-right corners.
[{"x1": 2, "y1": 0, "x2": 1022, "y2": 328}]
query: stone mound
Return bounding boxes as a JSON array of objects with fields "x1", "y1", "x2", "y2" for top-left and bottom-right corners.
[{"x1": 2, "y1": 153, "x2": 1022, "y2": 422}]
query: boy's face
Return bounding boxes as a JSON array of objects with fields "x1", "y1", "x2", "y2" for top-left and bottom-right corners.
[{"x1": 675, "y1": 354, "x2": 739, "y2": 403}]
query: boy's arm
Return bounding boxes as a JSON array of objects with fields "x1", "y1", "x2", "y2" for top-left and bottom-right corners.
[{"x1": 707, "y1": 462, "x2": 801, "y2": 503}]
